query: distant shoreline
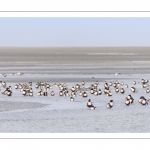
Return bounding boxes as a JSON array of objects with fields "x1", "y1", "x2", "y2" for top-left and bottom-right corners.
[{"x1": 1, "y1": 46, "x2": 150, "y2": 48}]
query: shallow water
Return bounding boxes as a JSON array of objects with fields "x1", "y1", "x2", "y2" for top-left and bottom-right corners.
[{"x1": 0, "y1": 47, "x2": 150, "y2": 132}]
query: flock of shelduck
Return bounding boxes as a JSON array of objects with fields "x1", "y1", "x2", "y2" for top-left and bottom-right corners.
[{"x1": 0, "y1": 72, "x2": 150, "y2": 110}]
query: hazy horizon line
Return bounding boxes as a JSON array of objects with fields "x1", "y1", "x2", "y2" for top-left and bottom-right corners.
[{"x1": 1, "y1": 46, "x2": 150, "y2": 48}]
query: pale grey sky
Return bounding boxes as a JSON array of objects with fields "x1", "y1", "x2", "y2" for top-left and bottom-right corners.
[{"x1": 0, "y1": 18, "x2": 150, "y2": 47}]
